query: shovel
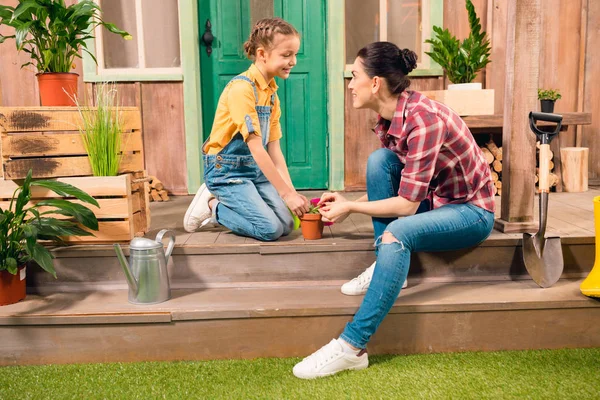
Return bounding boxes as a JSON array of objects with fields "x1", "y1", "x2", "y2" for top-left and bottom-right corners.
[{"x1": 523, "y1": 111, "x2": 564, "y2": 288}]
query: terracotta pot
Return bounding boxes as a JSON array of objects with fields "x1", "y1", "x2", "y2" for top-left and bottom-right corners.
[
  {"x1": 0, "y1": 266, "x2": 26, "y2": 306},
  {"x1": 37, "y1": 72, "x2": 79, "y2": 106},
  {"x1": 300, "y1": 213, "x2": 324, "y2": 240}
]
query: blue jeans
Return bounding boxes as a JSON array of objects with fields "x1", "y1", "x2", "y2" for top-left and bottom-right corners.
[
  {"x1": 340, "y1": 149, "x2": 495, "y2": 349},
  {"x1": 204, "y1": 136, "x2": 294, "y2": 242}
]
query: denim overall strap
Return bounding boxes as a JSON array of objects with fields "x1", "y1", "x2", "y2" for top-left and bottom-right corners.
[{"x1": 228, "y1": 75, "x2": 273, "y2": 148}]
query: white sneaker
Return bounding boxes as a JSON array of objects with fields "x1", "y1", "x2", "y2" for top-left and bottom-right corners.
[
  {"x1": 293, "y1": 339, "x2": 368, "y2": 379},
  {"x1": 183, "y1": 183, "x2": 216, "y2": 232},
  {"x1": 341, "y1": 261, "x2": 407, "y2": 296}
]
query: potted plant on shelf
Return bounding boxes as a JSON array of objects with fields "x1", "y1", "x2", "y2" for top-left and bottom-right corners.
[
  {"x1": 538, "y1": 88, "x2": 562, "y2": 113},
  {"x1": 0, "y1": 170, "x2": 99, "y2": 306},
  {"x1": 300, "y1": 203, "x2": 324, "y2": 240},
  {"x1": 0, "y1": 0, "x2": 130, "y2": 106},
  {"x1": 422, "y1": 0, "x2": 493, "y2": 115}
]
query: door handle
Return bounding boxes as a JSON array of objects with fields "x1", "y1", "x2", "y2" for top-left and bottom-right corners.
[{"x1": 201, "y1": 19, "x2": 214, "y2": 56}]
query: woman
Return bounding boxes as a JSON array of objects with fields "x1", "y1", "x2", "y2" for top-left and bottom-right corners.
[{"x1": 292, "y1": 42, "x2": 496, "y2": 379}]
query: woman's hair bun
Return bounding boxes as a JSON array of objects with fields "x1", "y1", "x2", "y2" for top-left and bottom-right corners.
[{"x1": 399, "y1": 49, "x2": 418, "y2": 75}]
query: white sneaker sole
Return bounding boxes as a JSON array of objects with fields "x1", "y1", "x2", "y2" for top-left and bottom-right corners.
[
  {"x1": 183, "y1": 184, "x2": 213, "y2": 232},
  {"x1": 293, "y1": 359, "x2": 368, "y2": 379},
  {"x1": 341, "y1": 279, "x2": 408, "y2": 296}
]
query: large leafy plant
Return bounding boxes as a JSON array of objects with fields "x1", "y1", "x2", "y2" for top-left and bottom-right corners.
[
  {"x1": 0, "y1": 0, "x2": 130, "y2": 73},
  {"x1": 0, "y1": 170, "x2": 99, "y2": 278},
  {"x1": 424, "y1": 0, "x2": 491, "y2": 84}
]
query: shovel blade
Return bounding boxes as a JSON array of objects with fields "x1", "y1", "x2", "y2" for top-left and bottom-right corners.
[{"x1": 522, "y1": 233, "x2": 564, "y2": 288}]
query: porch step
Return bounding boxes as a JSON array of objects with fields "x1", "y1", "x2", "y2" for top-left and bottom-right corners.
[
  {"x1": 27, "y1": 237, "x2": 595, "y2": 292},
  {"x1": 1, "y1": 279, "x2": 599, "y2": 365}
]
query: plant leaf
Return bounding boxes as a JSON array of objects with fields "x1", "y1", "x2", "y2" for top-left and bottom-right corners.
[
  {"x1": 31, "y1": 180, "x2": 99, "y2": 207},
  {"x1": 25, "y1": 241, "x2": 56, "y2": 278}
]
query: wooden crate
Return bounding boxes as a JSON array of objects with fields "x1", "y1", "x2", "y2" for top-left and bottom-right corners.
[
  {"x1": 0, "y1": 106, "x2": 144, "y2": 179},
  {"x1": 0, "y1": 173, "x2": 150, "y2": 243},
  {"x1": 420, "y1": 89, "x2": 495, "y2": 116}
]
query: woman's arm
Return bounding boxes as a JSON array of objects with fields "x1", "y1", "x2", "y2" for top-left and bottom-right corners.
[{"x1": 319, "y1": 194, "x2": 420, "y2": 221}]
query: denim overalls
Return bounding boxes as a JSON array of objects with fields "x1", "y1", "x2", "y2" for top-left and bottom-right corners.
[{"x1": 202, "y1": 75, "x2": 294, "y2": 241}]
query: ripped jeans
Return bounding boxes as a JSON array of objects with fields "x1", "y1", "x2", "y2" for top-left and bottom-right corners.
[{"x1": 339, "y1": 149, "x2": 495, "y2": 349}]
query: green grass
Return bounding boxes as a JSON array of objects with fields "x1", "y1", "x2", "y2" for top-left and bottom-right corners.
[{"x1": 1, "y1": 348, "x2": 599, "y2": 399}]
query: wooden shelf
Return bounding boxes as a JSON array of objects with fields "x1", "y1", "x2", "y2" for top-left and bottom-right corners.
[{"x1": 463, "y1": 112, "x2": 592, "y2": 130}]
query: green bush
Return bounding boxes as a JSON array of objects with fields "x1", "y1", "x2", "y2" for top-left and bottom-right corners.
[
  {"x1": 424, "y1": 0, "x2": 491, "y2": 84},
  {"x1": 537, "y1": 88, "x2": 562, "y2": 101}
]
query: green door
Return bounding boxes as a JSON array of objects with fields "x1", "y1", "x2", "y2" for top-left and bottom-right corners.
[{"x1": 199, "y1": 0, "x2": 328, "y2": 189}]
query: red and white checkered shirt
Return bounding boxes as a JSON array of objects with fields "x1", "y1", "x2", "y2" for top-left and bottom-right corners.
[{"x1": 374, "y1": 90, "x2": 496, "y2": 213}]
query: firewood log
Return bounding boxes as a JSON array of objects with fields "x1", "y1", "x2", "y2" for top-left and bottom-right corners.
[
  {"x1": 481, "y1": 147, "x2": 494, "y2": 164},
  {"x1": 486, "y1": 140, "x2": 502, "y2": 161},
  {"x1": 150, "y1": 189, "x2": 162, "y2": 202},
  {"x1": 495, "y1": 180, "x2": 502, "y2": 190},
  {"x1": 491, "y1": 171, "x2": 499, "y2": 182},
  {"x1": 158, "y1": 190, "x2": 170, "y2": 201},
  {"x1": 493, "y1": 160, "x2": 502, "y2": 173}
]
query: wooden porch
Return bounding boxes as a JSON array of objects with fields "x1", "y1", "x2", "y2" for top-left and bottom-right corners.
[{"x1": 1, "y1": 190, "x2": 598, "y2": 366}]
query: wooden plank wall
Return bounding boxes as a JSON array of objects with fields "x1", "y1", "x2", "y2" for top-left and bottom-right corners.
[
  {"x1": 0, "y1": 0, "x2": 188, "y2": 195},
  {"x1": 1, "y1": 0, "x2": 598, "y2": 191},
  {"x1": 345, "y1": 0, "x2": 599, "y2": 190}
]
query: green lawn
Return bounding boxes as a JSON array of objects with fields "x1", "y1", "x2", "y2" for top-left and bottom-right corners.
[{"x1": 1, "y1": 348, "x2": 599, "y2": 399}]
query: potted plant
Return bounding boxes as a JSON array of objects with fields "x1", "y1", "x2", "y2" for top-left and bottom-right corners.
[
  {"x1": 0, "y1": 170, "x2": 99, "y2": 306},
  {"x1": 425, "y1": 0, "x2": 491, "y2": 90},
  {"x1": 0, "y1": 0, "x2": 130, "y2": 106},
  {"x1": 300, "y1": 203, "x2": 324, "y2": 240},
  {"x1": 538, "y1": 88, "x2": 562, "y2": 113},
  {"x1": 75, "y1": 83, "x2": 124, "y2": 176}
]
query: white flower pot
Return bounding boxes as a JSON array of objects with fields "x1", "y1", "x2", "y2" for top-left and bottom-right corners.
[{"x1": 448, "y1": 82, "x2": 483, "y2": 91}]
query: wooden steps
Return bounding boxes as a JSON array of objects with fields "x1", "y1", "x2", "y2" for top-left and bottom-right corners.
[
  {"x1": 2, "y1": 191, "x2": 598, "y2": 365},
  {"x1": 1, "y1": 280, "x2": 599, "y2": 365}
]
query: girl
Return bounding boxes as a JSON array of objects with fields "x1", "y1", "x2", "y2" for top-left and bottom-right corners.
[
  {"x1": 184, "y1": 18, "x2": 309, "y2": 241},
  {"x1": 293, "y1": 42, "x2": 495, "y2": 379}
]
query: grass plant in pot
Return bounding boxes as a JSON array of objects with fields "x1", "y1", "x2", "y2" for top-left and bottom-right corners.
[
  {"x1": 0, "y1": 170, "x2": 99, "y2": 306},
  {"x1": 75, "y1": 83, "x2": 124, "y2": 176},
  {"x1": 424, "y1": 0, "x2": 491, "y2": 90},
  {"x1": 538, "y1": 89, "x2": 561, "y2": 113},
  {"x1": 300, "y1": 204, "x2": 324, "y2": 240},
  {"x1": 0, "y1": 0, "x2": 130, "y2": 106}
]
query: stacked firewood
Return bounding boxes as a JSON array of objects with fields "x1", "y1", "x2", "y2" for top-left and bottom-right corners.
[
  {"x1": 479, "y1": 139, "x2": 558, "y2": 196},
  {"x1": 535, "y1": 141, "x2": 559, "y2": 190},
  {"x1": 147, "y1": 176, "x2": 170, "y2": 202},
  {"x1": 480, "y1": 140, "x2": 503, "y2": 196}
]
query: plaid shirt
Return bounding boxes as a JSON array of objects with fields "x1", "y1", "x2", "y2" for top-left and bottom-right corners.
[{"x1": 374, "y1": 91, "x2": 495, "y2": 213}]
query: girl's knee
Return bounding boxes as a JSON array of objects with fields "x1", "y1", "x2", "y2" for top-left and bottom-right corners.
[{"x1": 256, "y1": 219, "x2": 284, "y2": 241}]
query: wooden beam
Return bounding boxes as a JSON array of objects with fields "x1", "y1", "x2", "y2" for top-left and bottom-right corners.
[{"x1": 495, "y1": 0, "x2": 541, "y2": 232}]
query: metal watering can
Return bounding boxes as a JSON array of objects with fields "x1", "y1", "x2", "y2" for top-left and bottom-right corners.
[{"x1": 114, "y1": 229, "x2": 175, "y2": 305}]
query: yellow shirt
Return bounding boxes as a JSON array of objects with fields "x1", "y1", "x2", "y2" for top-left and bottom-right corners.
[{"x1": 203, "y1": 64, "x2": 283, "y2": 155}]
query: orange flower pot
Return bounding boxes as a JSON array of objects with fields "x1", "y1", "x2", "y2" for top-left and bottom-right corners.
[
  {"x1": 0, "y1": 266, "x2": 26, "y2": 306},
  {"x1": 37, "y1": 72, "x2": 79, "y2": 106},
  {"x1": 300, "y1": 213, "x2": 324, "y2": 240}
]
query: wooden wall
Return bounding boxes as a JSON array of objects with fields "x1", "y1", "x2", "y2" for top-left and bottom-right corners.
[
  {"x1": 344, "y1": 0, "x2": 600, "y2": 190},
  {"x1": 0, "y1": 0, "x2": 188, "y2": 195}
]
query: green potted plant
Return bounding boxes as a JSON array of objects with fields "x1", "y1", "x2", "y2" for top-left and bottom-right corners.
[
  {"x1": 0, "y1": 0, "x2": 130, "y2": 106},
  {"x1": 75, "y1": 83, "x2": 124, "y2": 176},
  {"x1": 424, "y1": 0, "x2": 491, "y2": 89},
  {"x1": 538, "y1": 88, "x2": 562, "y2": 113},
  {"x1": 300, "y1": 204, "x2": 324, "y2": 240},
  {"x1": 0, "y1": 170, "x2": 99, "y2": 306}
]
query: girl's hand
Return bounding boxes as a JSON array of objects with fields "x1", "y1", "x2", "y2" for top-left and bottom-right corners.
[
  {"x1": 283, "y1": 191, "x2": 310, "y2": 217},
  {"x1": 318, "y1": 192, "x2": 348, "y2": 206},
  {"x1": 319, "y1": 200, "x2": 352, "y2": 223}
]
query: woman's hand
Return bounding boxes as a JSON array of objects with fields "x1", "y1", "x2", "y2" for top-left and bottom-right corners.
[
  {"x1": 318, "y1": 192, "x2": 348, "y2": 206},
  {"x1": 318, "y1": 193, "x2": 352, "y2": 223}
]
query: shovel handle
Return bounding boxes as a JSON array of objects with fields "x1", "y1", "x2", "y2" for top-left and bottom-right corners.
[{"x1": 539, "y1": 144, "x2": 550, "y2": 193}]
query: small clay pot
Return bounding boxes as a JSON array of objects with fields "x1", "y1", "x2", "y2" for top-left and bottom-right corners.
[
  {"x1": 540, "y1": 99, "x2": 555, "y2": 113},
  {"x1": 0, "y1": 266, "x2": 26, "y2": 306},
  {"x1": 300, "y1": 213, "x2": 324, "y2": 240}
]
